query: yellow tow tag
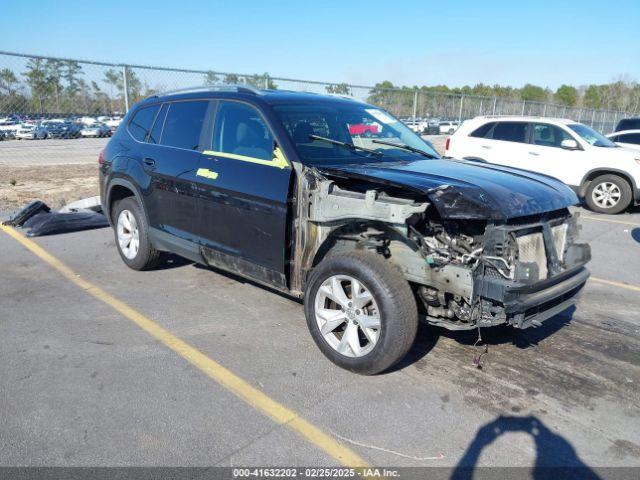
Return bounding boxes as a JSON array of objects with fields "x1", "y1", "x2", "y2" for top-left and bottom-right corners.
[{"x1": 196, "y1": 168, "x2": 219, "y2": 180}]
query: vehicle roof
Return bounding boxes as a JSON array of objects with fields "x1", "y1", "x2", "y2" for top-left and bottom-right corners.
[
  {"x1": 140, "y1": 85, "x2": 367, "y2": 107},
  {"x1": 607, "y1": 129, "x2": 640, "y2": 136},
  {"x1": 470, "y1": 115, "x2": 579, "y2": 125}
]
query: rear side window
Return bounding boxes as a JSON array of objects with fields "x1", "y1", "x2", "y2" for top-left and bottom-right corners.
[
  {"x1": 618, "y1": 132, "x2": 640, "y2": 144},
  {"x1": 128, "y1": 105, "x2": 160, "y2": 142},
  {"x1": 470, "y1": 122, "x2": 496, "y2": 138},
  {"x1": 491, "y1": 122, "x2": 528, "y2": 143},
  {"x1": 160, "y1": 100, "x2": 209, "y2": 150}
]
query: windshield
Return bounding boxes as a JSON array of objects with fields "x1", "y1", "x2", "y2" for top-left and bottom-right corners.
[
  {"x1": 272, "y1": 103, "x2": 439, "y2": 165},
  {"x1": 568, "y1": 123, "x2": 618, "y2": 148}
]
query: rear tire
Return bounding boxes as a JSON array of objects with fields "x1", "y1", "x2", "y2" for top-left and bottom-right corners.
[
  {"x1": 304, "y1": 251, "x2": 418, "y2": 375},
  {"x1": 112, "y1": 197, "x2": 162, "y2": 270},
  {"x1": 584, "y1": 174, "x2": 632, "y2": 214}
]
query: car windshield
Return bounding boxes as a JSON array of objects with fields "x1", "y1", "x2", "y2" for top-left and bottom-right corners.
[
  {"x1": 272, "y1": 103, "x2": 439, "y2": 165},
  {"x1": 568, "y1": 123, "x2": 618, "y2": 148}
]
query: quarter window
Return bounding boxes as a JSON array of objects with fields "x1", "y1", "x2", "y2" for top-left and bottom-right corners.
[
  {"x1": 491, "y1": 122, "x2": 528, "y2": 143},
  {"x1": 212, "y1": 101, "x2": 274, "y2": 161},
  {"x1": 531, "y1": 123, "x2": 573, "y2": 148},
  {"x1": 160, "y1": 101, "x2": 209, "y2": 150},
  {"x1": 470, "y1": 122, "x2": 496, "y2": 138},
  {"x1": 128, "y1": 104, "x2": 160, "y2": 142}
]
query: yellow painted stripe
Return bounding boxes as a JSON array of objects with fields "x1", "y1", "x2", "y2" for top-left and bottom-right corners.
[
  {"x1": 590, "y1": 276, "x2": 640, "y2": 293},
  {"x1": 0, "y1": 224, "x2": 368, "y2": 467},
  {"x1": 581, "y1": 215, "x2": 640, "y2": 228}
]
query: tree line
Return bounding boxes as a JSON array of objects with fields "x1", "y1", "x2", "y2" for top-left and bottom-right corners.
[{"x1": 365, "y1": 78, "x2": 640, "y2": 113}]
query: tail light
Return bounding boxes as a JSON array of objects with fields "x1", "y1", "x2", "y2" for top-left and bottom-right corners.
[
  {"x1": 445, "y1": 138, "x2": 450, "y2": 151},
  {"x1": 98, "y1": 148, "x2": 105, "y2": 165}
]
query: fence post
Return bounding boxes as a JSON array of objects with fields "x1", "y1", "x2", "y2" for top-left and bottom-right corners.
[
  {"x1": 458, "y1": 95, "x2": 464, "y2": 122},
  {"x1": 412, "y1": 90, "x2": 418, "y2": 124},
  {"x1": 492, "y1": 97, "x2": 497, "y2": 115},
  {"x1": 479, "y1": 98, "x2": 483, "y2": 115},
  {"x1": 122, "y1": 65, "x2": 129, "y2": 113},
  {"x1": 590, "y1": 109, "x2": 596, "y2": 127},
  {"x1": 521, "y1": 100, "x2": 526, "y2": 115}
]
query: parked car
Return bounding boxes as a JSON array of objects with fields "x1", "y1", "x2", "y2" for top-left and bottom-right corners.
[
  {"x1": 100, "y1": 87, "x2": 590, "y2": 374},
  {"x1": 615, "y1": 117, "x2": 640, "y2": 132},
  {"x1": 445, "y1": 116, "x2": 640, "y2": 214},
  {"x1": 348, "y1": 122, "x2": 379, "y2": 137},
  {"x1": 420, "y1": 118, "x2": 440, "y2": 135},
  {"x1": 80, "y1": 123, "x2": 111, "y2": 138},
  {"x1": 104, "y1": 116, "x2": 123, "y2": 131},
  {"x1": 606, "y1": 130, "x2": 640, "y2": 151},
  {"x1": 0, "y1": 120, "x2": 20, "y2": 139},
  {"x1": 15, "y1": 124, "x2": 48, "y2": 140},
  {"x1": 46, "y1": 121, "x2": 81, "y2": 139},
  {"x1": 439, "y1": 121, "x2": 459, "y2": 134}
]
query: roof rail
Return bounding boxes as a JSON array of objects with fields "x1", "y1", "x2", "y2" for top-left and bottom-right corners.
[{"x1": 148, "y1": 84, "x2": 262, "y2": 99}]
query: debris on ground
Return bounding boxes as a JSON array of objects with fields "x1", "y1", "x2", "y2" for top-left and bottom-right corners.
[{"x1": 3, "y1": 197, "x2": 109, "y2": 237}]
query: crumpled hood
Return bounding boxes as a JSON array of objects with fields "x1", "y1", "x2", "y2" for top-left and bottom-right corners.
[{"x1": 318, "y1": 158, "x2": 578, "y2": 220}]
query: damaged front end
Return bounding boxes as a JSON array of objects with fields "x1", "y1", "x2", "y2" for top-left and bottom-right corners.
[{"x1": 292, "y1": 165, "x2": 590, "y2": 331}]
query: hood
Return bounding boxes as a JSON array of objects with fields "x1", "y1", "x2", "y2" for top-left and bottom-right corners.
[{"x1": 317, "y1": 158, "x2": 578, "y2": 220}]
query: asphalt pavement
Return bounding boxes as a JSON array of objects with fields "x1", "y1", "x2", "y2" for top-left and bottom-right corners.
[{"x1": 0, "y1": 206, "x2": 639, "y2": 471}]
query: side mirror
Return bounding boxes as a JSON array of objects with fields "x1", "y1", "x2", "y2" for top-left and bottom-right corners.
[{"x1": 560, "y1": 139, "x2": 579, "y2": 150}]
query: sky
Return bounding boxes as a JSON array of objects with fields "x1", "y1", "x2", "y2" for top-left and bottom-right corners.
[{"x1": 1, "y1": 0, "x2": 638, "y2": 90}]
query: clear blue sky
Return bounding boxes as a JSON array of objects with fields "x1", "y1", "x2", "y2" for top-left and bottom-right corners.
[{"x1": 1, "y1": 0, "x2": 638, "y2": 89}]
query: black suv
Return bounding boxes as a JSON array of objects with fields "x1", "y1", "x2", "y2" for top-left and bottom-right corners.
[{"x1": 100, "y1": 86, "x2": 590, "y2": 374}]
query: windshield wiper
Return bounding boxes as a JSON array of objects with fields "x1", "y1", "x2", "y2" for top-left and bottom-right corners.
[
  {"x1": 309, "y1": 134, "x2": 383, "y2": 158},
  {"x1": 372, "y1": 139, "x2": 438, "y2": 159}
]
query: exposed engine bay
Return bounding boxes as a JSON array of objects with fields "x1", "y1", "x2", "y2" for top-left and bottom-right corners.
[{"x1": 292, "y1": 166, "x2": 591, "y2": 331}]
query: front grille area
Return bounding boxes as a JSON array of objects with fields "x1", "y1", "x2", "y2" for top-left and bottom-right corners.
[{"x1": 516, "y1": 232, "x2": 547, "y2": 280}]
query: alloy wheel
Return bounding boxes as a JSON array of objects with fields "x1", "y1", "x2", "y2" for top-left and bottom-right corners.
[
  {"x1": 592, "y1": 182, "x2": 621, "y2": 209},
  {"x1": 314, "y1": 275, "x2": 381, "y2": 358},
  {"x1": 117, "y1": 209, "x2": 140, "y2": 260}
]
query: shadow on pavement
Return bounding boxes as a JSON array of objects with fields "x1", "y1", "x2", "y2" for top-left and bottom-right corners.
[
  {"x1": 631, "y1": 228, "x2": 640, "y2": 244},
  {"x1": 450, "y1": 415, "x2": 601, "y2": 480}
]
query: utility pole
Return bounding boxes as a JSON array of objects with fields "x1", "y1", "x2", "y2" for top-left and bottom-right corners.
[{"x1": 122, "y1": 65, "x2": 129, "y2": 113}]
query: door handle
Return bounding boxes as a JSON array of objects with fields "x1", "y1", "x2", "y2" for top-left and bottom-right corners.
[
  {"x1": 481, "y1": 145, "x2": 491, "y2": 149},
  {"x1": 528, "y1": 152, "x2": 539, "y2": 156},
  {"x1": 143, "y1": 157, "x2": 156, "y2": 168}
]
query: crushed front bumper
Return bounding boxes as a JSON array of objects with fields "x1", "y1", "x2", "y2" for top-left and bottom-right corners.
[{"x1": 475, "y1": 266, "x2": 590, "y2": 329}]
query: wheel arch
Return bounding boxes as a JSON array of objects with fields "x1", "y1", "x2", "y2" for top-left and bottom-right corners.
[
  {"x1": 579, "y1": 168, "x2": 637, "y2": 199},
  {"x1": 105, "y1": 178, "x2": 147, "y2": 226}
]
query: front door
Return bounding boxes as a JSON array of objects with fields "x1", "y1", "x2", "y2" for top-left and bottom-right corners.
[
  {"x1": 524, "y1": 123, "x2": 581, "y2": 184},
  {"x1": 195, "y1": 100, "x2": 292, "y2": 287}
]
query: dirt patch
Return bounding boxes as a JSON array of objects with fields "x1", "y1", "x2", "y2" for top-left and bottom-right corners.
[{"x1": 0, "y1": 164, "x2": 99, "y2": 211}]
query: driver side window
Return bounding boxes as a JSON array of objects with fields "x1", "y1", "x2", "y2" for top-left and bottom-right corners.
[
  {"x1": 212, "y1": 101, "x2": 274, "y2": 161},
  {"x1": 531, "y1": 123, "x2": 573, "y2": 148}
]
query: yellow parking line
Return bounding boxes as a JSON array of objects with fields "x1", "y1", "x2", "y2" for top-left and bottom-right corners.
[
  {"x1": 0, "y1": 225, "x2": 368, "y2": 467},
  {"x1": 581, "y1": 215, "x2": 640, "y2": 227},
  {"x1": 590, "y1": 276, "x2": 640, "y2": 293}
]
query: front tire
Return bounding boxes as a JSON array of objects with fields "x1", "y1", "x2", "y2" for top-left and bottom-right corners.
[
  {"x1": 584, "y1": 174, "x2": 632, "y2": 214},
  {"x1": 112, "y1": 197, "x2": 162, "y2": 270},
  {"x1": 304, "y1": 251, "x2": 417, "y2": 375}
]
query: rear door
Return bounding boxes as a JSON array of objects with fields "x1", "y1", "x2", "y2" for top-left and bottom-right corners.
[
  {"x1": 195, "y1": 100, "x2": 292, "y2": 288},
  {"x1": 480, "y1": 121, "x2": 530, "y2": 168},
  {"x1": 142, "y1": 99, "x2": 212, "y2": 242}
]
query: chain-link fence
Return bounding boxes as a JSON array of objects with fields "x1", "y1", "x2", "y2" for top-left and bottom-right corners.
[{"x1": 0, "y1": 50, "x2": 636, "y2": 141}]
